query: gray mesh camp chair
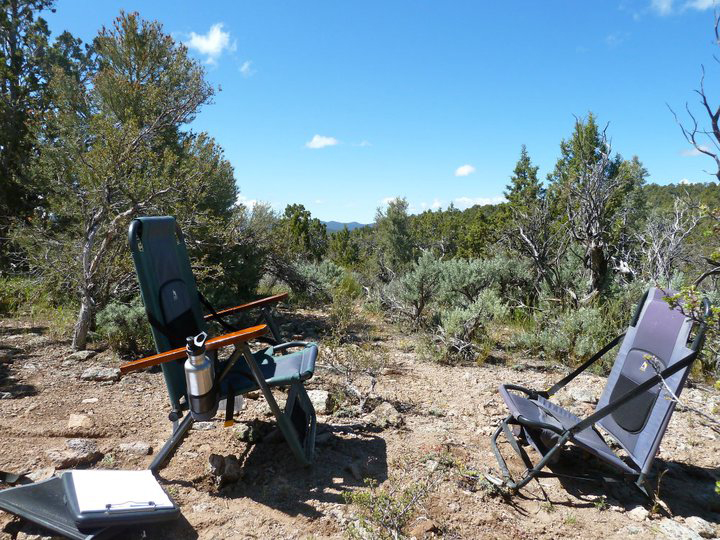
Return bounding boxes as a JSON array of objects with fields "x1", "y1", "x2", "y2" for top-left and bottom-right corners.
[
  {"x1": 120, "y1": 216, "x2": 318, "y2": 473},
  {"x1": 491, "y1": 287, "x2": 710, "y2": 494}
]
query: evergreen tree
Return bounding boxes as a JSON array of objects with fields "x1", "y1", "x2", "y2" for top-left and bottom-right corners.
[
  {"x1": 505, "y1": 144, "x2": 542, "y2": 210},
  {"x1": 0, "y1": 0, "x2": 54, "y2": 267},
  {"x1": 13, "y1": 12, "x2": 237, "y2": 349}
]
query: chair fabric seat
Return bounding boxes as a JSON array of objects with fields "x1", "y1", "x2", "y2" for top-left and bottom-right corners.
[
  {"x1": 221, "y1": 344, "x2": 318, "y2": 396},
  {"x1": 499, "y1": 384, "x2": 638, "y2": 475}
]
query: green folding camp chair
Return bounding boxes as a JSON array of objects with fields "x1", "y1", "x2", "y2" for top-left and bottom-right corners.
[{"x1": 121, "y1": 216, "x2": 318, "y2": 473}]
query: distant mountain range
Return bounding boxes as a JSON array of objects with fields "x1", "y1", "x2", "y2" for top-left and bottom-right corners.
[{"x1": 323, "y1": 221, "x2": 369, "y2": 233}]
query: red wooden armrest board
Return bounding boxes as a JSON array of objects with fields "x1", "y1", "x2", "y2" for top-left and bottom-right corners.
[
  {"x1": 203, "y1": 293, "x2": 289, "y2": 321},
  {"x1": 119, "y1": 324, "x2": 269, "y2": 374}
]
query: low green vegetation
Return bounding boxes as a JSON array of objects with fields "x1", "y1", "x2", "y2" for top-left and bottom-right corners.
[{"x1": 0, "y1": 2, "x2": 718, "y2": 392}]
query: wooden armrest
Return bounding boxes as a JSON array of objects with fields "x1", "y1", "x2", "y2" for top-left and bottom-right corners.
[
  {"x1": 203, "y1": 292, "x2": 288, "y2": 321},
  {"x1": 119, "y1": 324, "x2": 269, "y2": 374}
]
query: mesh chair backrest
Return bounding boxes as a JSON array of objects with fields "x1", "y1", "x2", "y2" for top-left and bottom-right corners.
[
  {"x1": 597, "y1": 287, "x2": 694, "y2": 475},
  {"x1": 128, "y1": 216, "x2": 208, "y2": 410}
]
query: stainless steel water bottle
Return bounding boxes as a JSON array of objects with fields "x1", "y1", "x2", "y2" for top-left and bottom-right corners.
[{"x1": 184, "y1": 332, "x2": 218, "y2": 421}]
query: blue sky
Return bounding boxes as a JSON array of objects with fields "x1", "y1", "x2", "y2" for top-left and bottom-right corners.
[{"x1": 46, "y1": 1, "x2": 718, "y2": 223}]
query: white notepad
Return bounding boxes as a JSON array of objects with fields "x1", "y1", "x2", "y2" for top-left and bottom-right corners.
[{"x1": 69, "y1": 469, "x2": 174, "y2": 513}]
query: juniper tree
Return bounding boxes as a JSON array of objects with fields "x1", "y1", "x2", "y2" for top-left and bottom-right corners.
[{"x1": 14, "y1": 12, "x2": 237, "y2": 349}]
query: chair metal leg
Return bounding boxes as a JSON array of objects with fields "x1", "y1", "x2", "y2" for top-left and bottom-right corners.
[
  {"x1": 491, "y1": 415, "x2": 571, "y2": 491},
  {"x1": 150, "y1": 412, "x2": 194, "y2": 475}
]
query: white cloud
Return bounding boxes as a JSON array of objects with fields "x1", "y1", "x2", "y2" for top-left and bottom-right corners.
[
  {"x1": 186, "y1": 23, "x2": 234, "y2": 65},
  {"x1": 680, "y1": 145, "x2": 710, "y2": 157},
  {"x1": 605, "y1": 32, "x2": 627, "y2": 47},
  {"x1": 379, "y1": 196, "x2": 397, "y2": 206},
  {"x1": 236, "y1": 193, "x2": 257, "y2": 209},
  {"x1": 679, "y1": 178, "x2": 691, "y2": 185},
  {"x1": 454, "y1": 164, "x2": 476, "y2": 177},
  {"x1": 239, "y1": 60, "x2": 254, "y2": 78},
  {"x1": 651, "y1": 0, "x2": 674, "y2": 14},
  {"x1": 685, "y1": 0, "x2": 716, "y2": 9},
  {"x1": 453, "y1": 195, "x2": 505, "y2": 210},
  {"x1": 305, "y1": 135, "x2": 339, "y2": 149},
  {"x1": 354, "y1": 140, "x2": 372, "y2": 147},
  {"x1": 419, "y1": 198, "x2": 443, "y2": 211},
  {"x1": 650, "y1": 0, "x2": 716, "y2": 14}
]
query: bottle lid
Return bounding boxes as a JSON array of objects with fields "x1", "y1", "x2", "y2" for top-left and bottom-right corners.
[{"x1": 186, "y1": 331, "x2": 208, "y2": 354}]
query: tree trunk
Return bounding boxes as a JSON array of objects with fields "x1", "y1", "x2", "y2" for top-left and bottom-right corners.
[
  {"x1": 72, "y1": 291, "x2": 93, "y2": 350},
  {"x1": 589, "y1": 244, "x2": 607, "y2": 294}
]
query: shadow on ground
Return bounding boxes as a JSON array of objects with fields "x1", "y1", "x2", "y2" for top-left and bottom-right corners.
[
  {"x1": 514, "y1": 445, "x2": 720, "y2": 523},
  {"x1": 207, "y1": 421, "x2": 388, "y2": 519}
]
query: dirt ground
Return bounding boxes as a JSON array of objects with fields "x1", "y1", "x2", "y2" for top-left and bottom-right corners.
[{"x1": 0, "y1": 308, "x2": 719, "y2": 539}]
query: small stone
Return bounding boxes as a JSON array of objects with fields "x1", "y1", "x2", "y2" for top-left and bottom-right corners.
[
  {"x1": 46, "y1": 439, "x2": 102, "y2": 468},
  {"x1": 245, "y1": 391, "x2": 260, "y2": 400},
  {"x1": 221, "y1": 455, "x2": 243, "y2": 484},
  {"x1": 0, "y1": 349, "x2": 15, "y2": 363},
  {"x1": 208, "y1": 454, "x2": 225, "y2": 476},
  {"x1": 569, "y1": 387, "x2": 595, "y2": 404},
  {"x1": 658, "y1": 518, "x2": 703, "y2": 540},
  {"x1": 67, "y1": 414, "x2": 94, "y2": 429},
  {"x1": 118, "y1": 442, "x2": 152, "y2": 456},
  {"x1": 448, "y1": 502, "x2": 460, "y2": 512},
  {"x1": 307, "y1": 389, "x2": 335, "y2": 414},
  {"x1": 408, "y1": 518, "x2": 439, "y2": 539},
  {"x1": 82, "y1": 397, "x2": 98, "y2": 404},
  {"x1": 365, "y1": 402, "x2": 403, "y2": 429},
  {"x1": 684, "y1": 516, "x2": 716, "y2": 539},
  {"x1": 193, "y1": 421, "x2": 217, "y2": 431},
  {"x1": 425, "y1": 459, "x2": 439, "y2": 473},
  {"x1": 234, "y1": 423, "x2": 259, "y2": 443},
  {"x1": 80, "y1": 366, "x2": 120, "y2": 382},
  {"x1": 627, "y1": 506, "x2": 649, "y2": 522},
  {"x1": 66, "y1": 350, "x2": 97, "y2": 362},
  {"x1": 26, "y1": 467, "x2": 55, "y2": 483}
]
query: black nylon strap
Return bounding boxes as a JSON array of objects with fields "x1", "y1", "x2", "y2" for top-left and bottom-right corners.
[
  {"x1": 547, "y1": 333, "x2": 625, "y2": 397},
  {"x1": 198, "y1": 291, "x2": 239, "y2": 333}
]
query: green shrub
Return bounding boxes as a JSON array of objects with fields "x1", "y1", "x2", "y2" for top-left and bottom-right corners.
[
  {"x1": 0, "y1": 276, "x2": 43, "y2": 315},
  {"x1": 385, "y1": 251, "x2": 441, "y2": 326},
  {"x1": 96, "y1": 297, "x2": 153, "y2": 356},
  {"x1": 294, "y1": 260, "x2": 345, "y2": 303},
  {"x1": 513, "y1": 305, "x2": 619, "y2": 368},
  {"x1": 329, "y1": 272, "x2": 364, "y2": 338}
]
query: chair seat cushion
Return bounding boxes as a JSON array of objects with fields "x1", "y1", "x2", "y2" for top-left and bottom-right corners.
[
  {"x1": 220, "y1": 343, "x2": 317, "y2": 396},
  {"x1": 499, "y1": 384, "x2": 637, "y2": 474}
]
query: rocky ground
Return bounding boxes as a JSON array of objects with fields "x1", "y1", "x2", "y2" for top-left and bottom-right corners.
[{"x1": 0, "y1": 307, "x2": 719, "y2": 539}]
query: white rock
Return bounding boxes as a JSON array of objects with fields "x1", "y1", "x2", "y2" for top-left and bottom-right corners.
[
  {"x1": 65, "y1": 350, "x2": 97, "y2": 362},
  {"x1": 658, "y1": 518, "x2": 703, "y2": 540},
  {"x1": 81, "y1": 397, "x2": 98, "y2": 404},
  {"x1": 67, "y1": 414, "x2": 94, "y2": 429},
  {"x1": 80, "y1": 366, "x2": 120, "y2": 382},
  {"x1": 627, "y1": 506, "x2": 649, "y2": 522},
  {"x1": 193, "y1": 421, "x2": 217, "y2": 431},
  {"x1": 118, "y1": 442, "x2": 152, "y2": 455},
  {"x1": 684, "y1": 517, "x2": 716, "y2": 539},
  {"x1": 307, "y1": 389, "x2": 334, "y2": 414},
  {"x1": 365, "y1": 402, "x2": 403, "y2": 429}
]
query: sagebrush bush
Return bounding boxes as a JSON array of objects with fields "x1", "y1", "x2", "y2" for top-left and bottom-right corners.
[
  {"x1": 295, "y1": 260, "x2": 345, "y2": 303},
  {"x1": 385, "y1": 251, "x2": 441, "y2": 325},
  {"x1": 329, "y1": 272, "x2": 364, "y2": 338},
  {"x1": 96, "y1": 297, "x2": 154, "y2": 356}
]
